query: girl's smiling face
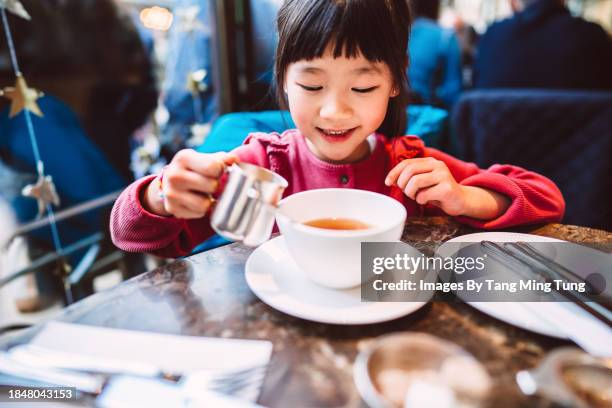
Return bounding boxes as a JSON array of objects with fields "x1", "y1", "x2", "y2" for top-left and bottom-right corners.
[{"x1": 285, "y1": 47, "x2": 397, "y2": 163}]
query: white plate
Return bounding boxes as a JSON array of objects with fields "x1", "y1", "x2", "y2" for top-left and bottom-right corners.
[
  {"x1": 245, "y1": 236, "x2": 430, "y2": 325},
  {"x1": 437, "y1": 232, "x2": 570, "y2": 339}
]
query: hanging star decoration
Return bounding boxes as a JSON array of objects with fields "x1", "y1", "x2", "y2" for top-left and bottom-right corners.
[
  {"x1": 22, "y1": 172, "x2": 60, "y2": 217},
  {"x1": 186, "y1": 69, "x2": 208, "y2": 95},
  {"x1": 0, "y1": 74, "x2": 44, "y2": 117},
  {"x1": 175, "y1": 6, "x2": 206, "y2": 34},
  {"x1": 0, "y1": 0, "x2": 30, "y2": 20}
]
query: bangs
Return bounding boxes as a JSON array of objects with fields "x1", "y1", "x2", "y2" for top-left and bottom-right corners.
[{"x1": 277, "y1": 0, "x2": 409, "y2": 66}]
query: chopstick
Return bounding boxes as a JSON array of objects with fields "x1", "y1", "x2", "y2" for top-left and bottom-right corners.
[
  {"x1": 511, "y1": 242, "x2": 598, "y2": 293},
  {"x1": 480, "y1": 241, "x2": 544, "y2": 282},
  {"x1": 505, "y1": 242, "x2": 612, "y2": 308},
  {"x1": 480, "y1": 241, "x2": 612, "y2": 327}
]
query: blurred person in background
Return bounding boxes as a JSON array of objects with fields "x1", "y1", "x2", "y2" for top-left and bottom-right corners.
[
  {"x1": 474, "y1": 0, "x2": 612, "y2": 90},
  {"x1": 0, "y1": 0, "x2": 157, "y2": 182},
  {"x1": 453, "y1": 19, "x2": 479, "y2": 89},
  {"x1": 407, "y1": 0, "x2": 463, "y2": 108}
]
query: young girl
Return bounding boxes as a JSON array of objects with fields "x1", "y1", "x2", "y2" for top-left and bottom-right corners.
[{"x1": 111, "y1": 0, "x2": 564, "y2": 258}]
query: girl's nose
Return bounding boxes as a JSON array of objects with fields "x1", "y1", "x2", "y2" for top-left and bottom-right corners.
[{"x1": 319, "y1": 95, "x2": 352, "y2": 120}]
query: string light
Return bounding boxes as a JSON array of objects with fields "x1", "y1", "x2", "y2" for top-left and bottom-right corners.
[{"x1": 140, "y1": 6, "x2": 173, "y2": 31}]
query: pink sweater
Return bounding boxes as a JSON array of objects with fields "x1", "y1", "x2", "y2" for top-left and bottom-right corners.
[{"x1": 111, "y1": 130, "x2": 565, "y2": 258}]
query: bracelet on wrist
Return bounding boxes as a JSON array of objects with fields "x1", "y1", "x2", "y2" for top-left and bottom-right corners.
[{"x1": 158, "y1": 166, "x2": 168, "y2": 201}]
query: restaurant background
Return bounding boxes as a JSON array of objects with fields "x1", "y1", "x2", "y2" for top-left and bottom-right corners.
[
  {"x1": 0, "y1": 1, "x2": 610, "y2": 407},
  {"x1": 0, "y1": 0, "x2": 610, "y2": 395}
]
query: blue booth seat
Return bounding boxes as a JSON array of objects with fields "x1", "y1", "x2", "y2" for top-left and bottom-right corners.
[{"x1": 452, "y1": 89, "x2": 612, "y2": 230}]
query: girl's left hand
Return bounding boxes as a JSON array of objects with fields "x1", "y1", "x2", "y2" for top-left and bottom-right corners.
[{"x1": 385, "y1": 157, "x2": 467, "y2": 216}]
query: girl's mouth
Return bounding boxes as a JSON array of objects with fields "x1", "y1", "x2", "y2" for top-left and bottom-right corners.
[{"x1": 317, "y1": 127, "x2": 358, "y2": 142}]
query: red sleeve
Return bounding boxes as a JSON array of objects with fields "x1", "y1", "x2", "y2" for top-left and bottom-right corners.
[
  {"x1": 110, "y1": 176, "x2": 215, "y2": 258},
  {"x1": 425, "y1": 148, "x2": 565, "y2": 229},
  {"x1": 110, "y1": 138, "x2": 271, "y2": 258}
]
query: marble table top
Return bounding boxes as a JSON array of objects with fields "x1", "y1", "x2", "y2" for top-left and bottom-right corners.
[{"x1": 1, "y1": 217, "x2": 610, "y2": 407}]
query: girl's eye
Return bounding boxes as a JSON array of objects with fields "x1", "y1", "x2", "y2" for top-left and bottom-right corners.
[
  {"x1": 352, "y1": 86, "x2": 379, "y2": 93},
  {"x1": 297, "y1": 83, "x2": 323, "y2": 92}
]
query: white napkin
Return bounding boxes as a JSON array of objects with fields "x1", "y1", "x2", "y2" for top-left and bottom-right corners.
[
  {"x1": 29, "y1": 321, "x2": 273, "y2": 401},
  {"x1": 520, "y1": 302, "x2": 612, "y2": 357},
  {"x1": 30, "y1": 321, "x2": 272, "y2": 374}
]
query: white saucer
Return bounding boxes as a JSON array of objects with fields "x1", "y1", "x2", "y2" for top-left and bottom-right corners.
[
  {"x1": 437, "y1": 232, "x2": 570, "y2": 339},
  {"x1": 245, "y1": 236, "x2": 429, "y2": 325}
]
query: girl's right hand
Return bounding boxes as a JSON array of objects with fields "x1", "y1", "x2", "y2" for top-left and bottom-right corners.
[{"x1": 143, "y1": 149, "x2": 240, "y2": 219}]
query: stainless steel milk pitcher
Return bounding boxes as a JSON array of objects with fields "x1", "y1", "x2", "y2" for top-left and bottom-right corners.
[{"x1": 211, "y1": 162, "x2": 288, "y2": 247}]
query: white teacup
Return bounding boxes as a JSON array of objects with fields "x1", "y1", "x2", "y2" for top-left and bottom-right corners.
[{"x1": 275, "y1": 188, "x2": 407, "y2": 289}]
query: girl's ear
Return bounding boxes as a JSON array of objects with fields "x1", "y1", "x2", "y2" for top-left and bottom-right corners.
[{"x1": 390, "y1": 87, "x2": 399, "y2": 97}]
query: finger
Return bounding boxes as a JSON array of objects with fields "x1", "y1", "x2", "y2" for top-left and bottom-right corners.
[
  {"x1": 204, "y1": 152, "x2": 241, "y2": 174},
  {"x1": 164, "y1": 200, "x2": 200, "y2": 219},
  {"x1": 414, "y1": 184, "x2": 445, "y2": 206},
  {"x1": 222, "y1": 153, "x2": 240, "y2": 166},
  {"x1": 165, "y1": 169, "x2": 219, "y2": 194},
  {"x1": 385, "y1": 160, "x2": 411, "y2": 186},
  {"x1": 164, "y1": 192, "x2": 213, "y2": 219},
  {"x1": 180, "y1": 192, "x2": 214, "y2": 217},
  {"x1": 174, "y1": 150, "x2": 226, "y2": 178},
  {"x1": 386, "y1": 158, "x2": 438, "y2": 188},
  {"x1": 403, "y1": 172, "x2": 439, "y2": 200},
  {"x1": 396, "y1": 159, "x2": 438, "y2": 191},
  {"x1": 197, "y1": 155, "x2": 227, "y2": 178}
]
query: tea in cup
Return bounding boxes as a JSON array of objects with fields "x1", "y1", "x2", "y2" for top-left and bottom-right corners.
[
  {"x1": 302, "y1": 218, "x2": 371, "y2": 230},
  {"x1": 276, "y1": 188, "x2": 406, "y2": 289}
]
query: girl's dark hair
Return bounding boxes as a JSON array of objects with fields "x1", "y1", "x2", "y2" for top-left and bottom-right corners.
[
  {"x1": 409, "y1": 0, "x2": 441, "y2": 20},
  {"x1": 275, "y1": 0, "x2": 412, "y2": 138}
]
